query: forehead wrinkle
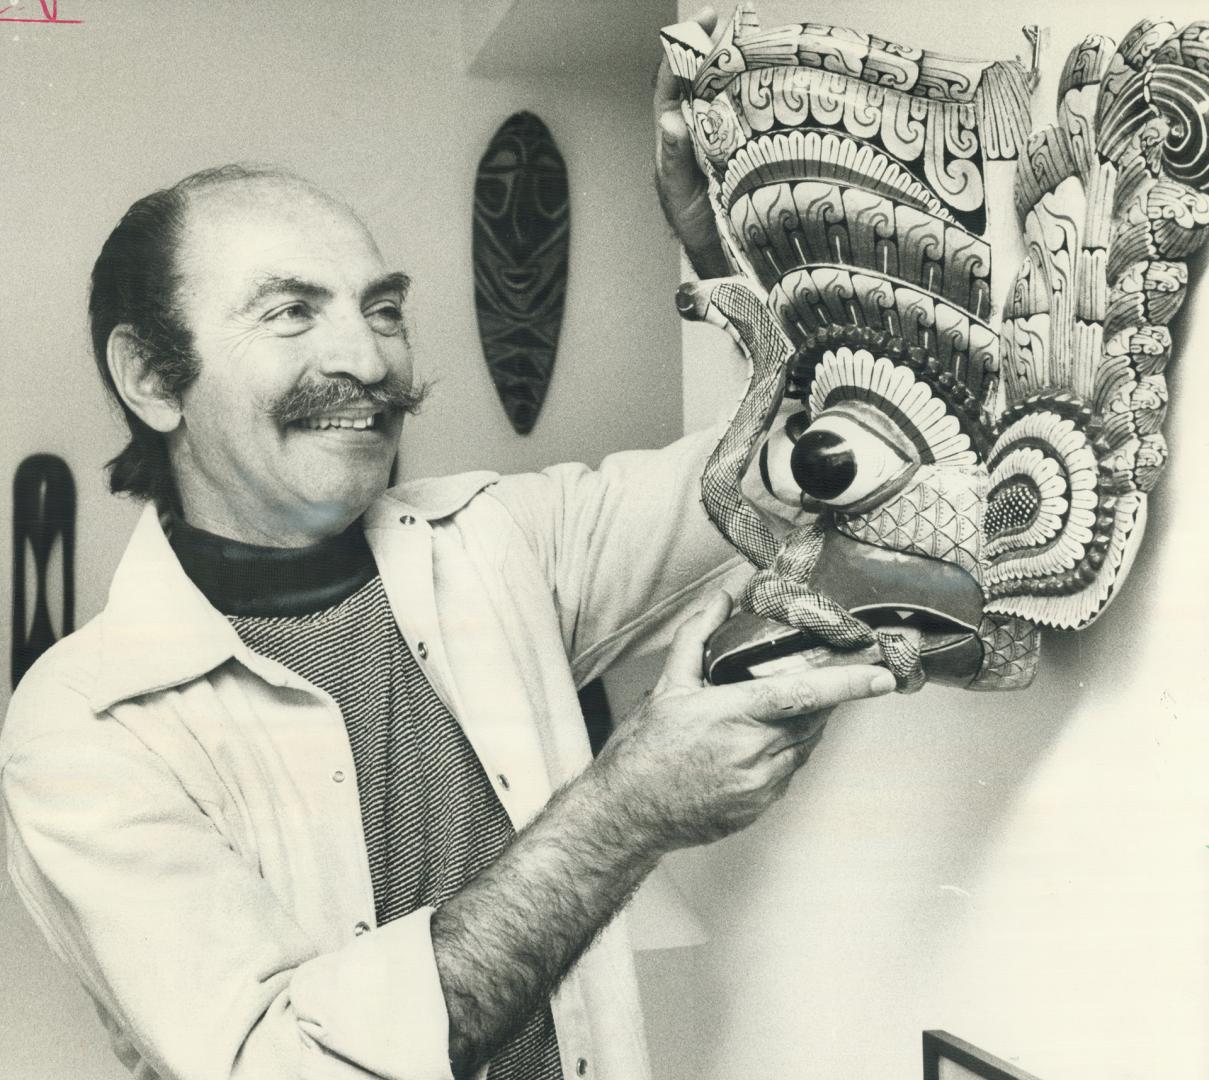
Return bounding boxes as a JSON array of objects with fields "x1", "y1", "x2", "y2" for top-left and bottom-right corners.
[{"x1": 176, "y1": 178, "x2": 394, "y2": 327}]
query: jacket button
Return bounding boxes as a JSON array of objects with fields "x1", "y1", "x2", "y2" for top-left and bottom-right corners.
[
  {"x1": 332, "y1": 770, "x2": 345, "y2": 783},
  {"x1": 576, "y1": 1058, "x2": 588, "y2": 1076},
  {"x1": 496, "y1": 774, "x2": 510, "y2": 791},
  {"x1": 417, "y1": 641, "x2": 428, "y2": 660},
  {"x1": 353, "y1": 921, "x2": 371, "y2": 936},
  {"x1": 399, "y1": 514, "x2": 416, "y2": 525}
]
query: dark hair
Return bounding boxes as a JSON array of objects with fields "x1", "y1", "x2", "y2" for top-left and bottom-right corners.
[{"x1": 88, "y1": 163, "x2": 292, "y2": 507}]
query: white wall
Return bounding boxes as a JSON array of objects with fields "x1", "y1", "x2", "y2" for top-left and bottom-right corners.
[
  {"x1": 0, "y1": 2, "x2": 678, "y2": 1076},
  {"x1": 654, "y1": 2, "x2": 1209, "y2": 1078}
]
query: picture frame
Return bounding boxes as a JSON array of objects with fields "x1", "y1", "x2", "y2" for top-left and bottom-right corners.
[{"x1": 923, "y1": 1031, "x2": 1043, "y2": 1080}]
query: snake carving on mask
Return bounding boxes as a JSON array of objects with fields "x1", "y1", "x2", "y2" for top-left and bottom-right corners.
[{"x1": 662, "y1": 5, "x2": 1209, "y2": 692}]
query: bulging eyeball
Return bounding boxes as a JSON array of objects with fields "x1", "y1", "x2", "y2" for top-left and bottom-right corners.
[
  {"x1": 758, "y1": 403, "x2": 919, "y2": 512},
  {"x1": 791, "y1": 428, "x2": 857, "y2": 500}
]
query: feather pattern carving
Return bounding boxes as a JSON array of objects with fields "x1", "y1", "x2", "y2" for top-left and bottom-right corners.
[{"x1": 990, "y1": 19, "x2": 1209, "y2": 629}]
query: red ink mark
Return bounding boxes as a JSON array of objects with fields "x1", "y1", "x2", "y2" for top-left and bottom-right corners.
[{"x1": 0, "y1": 1, "x2": 82, "y2": 24}]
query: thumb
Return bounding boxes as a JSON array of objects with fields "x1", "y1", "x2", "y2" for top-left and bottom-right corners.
[
  {"x1": 656, "y1": 591, "x2": 733, "y2": 692},
  {"x1": 674, "y1": 278, "x2": 730, "y2": 324}
]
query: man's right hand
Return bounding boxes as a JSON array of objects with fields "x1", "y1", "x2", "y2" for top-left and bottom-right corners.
[
  {"x1": 592, "y1": 591, "x2": 895, "y2": 851},
  {"x1": 433, "y1": 592, "x2": 894, "y2": 1075}
]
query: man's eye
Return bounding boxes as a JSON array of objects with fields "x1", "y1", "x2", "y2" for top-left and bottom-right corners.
[
  {"x1": 365, "y1": 303, "x2": 405, "y2": 334},
  {"x1": 265, "y1": 302, "x2": 312, "y2": 322}
]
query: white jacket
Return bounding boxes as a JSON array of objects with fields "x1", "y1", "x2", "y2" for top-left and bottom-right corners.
[{"x1": 1, "y1": 430, "x2": 743, "y2": 1080}]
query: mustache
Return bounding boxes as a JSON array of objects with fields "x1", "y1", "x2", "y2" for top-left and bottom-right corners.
[{"x1": 266, "y1": 374, "x2": 431, "y2": 425}]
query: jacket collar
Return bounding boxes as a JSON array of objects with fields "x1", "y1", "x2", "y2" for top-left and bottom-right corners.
[
  {"x1": 89, "y1": 505, "x2": 242, "y2": 712},
  {"x1": 88, "y1": 470, "x2": 500, "y2": 713},
  {"x1": 364, "y1": 470, "x2": 499, "y2": 529}
]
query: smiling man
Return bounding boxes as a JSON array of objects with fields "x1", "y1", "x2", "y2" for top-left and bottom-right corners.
[
  {"x1": 104, "y1": 172, "x2": 422, "y2": 545},
  {"x1": 0, "y1": 154, "x2": 893, "y2": 1080}
]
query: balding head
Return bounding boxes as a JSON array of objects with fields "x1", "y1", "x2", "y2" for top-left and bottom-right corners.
[
  {"x1": 181, "y1": 170, "x2": 375, "y2": 264},
  {"x1": 90, "y1": 164, "x2": 309, "y2": 506}
]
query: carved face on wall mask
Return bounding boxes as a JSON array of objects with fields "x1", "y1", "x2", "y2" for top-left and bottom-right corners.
[
  {"x1": 473, "y1": 111, "x2": 570, "y2": 435},
  {"x1": 662, "y1": 5, "x2": 1209, "y2": 692}
]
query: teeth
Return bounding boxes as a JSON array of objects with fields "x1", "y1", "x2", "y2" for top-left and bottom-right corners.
[{"x1": 300, "y1": 414, "x2": 377, "y2": 430}]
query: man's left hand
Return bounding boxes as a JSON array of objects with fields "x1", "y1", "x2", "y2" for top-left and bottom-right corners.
[{"x1": 654, "y1": 5, "x2": 730, "y2": 279}]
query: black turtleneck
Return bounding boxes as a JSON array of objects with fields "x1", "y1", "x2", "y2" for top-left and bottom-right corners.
[{"x1": 165, "y1": 515, "x2": 377, "y2": 617}]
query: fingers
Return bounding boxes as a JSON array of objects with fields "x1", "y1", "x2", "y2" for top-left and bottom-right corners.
[
  {"x1": 653, "y1": 50, "x2": 683, "y2": 118},
  {"x1": 762, "y1": 722, "x2": 827, "y2": 801},
  {"x1": 674, "y1": 278, "x2": 725, "y2": 322},
  {"x1": 653, "y1": 62, "x2": 699, "y2": 204},
  {"x1": 767, "y1": 708, "x2": 830, "y2": 753},
  {"x1": 657, "y1": 45, "x2": 686, "y2": 116},
  {"x1": 786, "y1": 723, "x2": 826, "y2": 766},
  {"x1": 767, "y1": 710, "x2": 832, "y2": 795},
  {"x1": 653, "y1": 5, "x2": 719, "y2": 170},
  {"x1": 657, "y1": 132, "x2": 699, "y2": 226},
  {"x1": 657, "y1": 108, "x2": 694, "y2": 170},
  {"x1": 657, "y1": 591, "x2": 734, "y2": 691},
  {"x1": 653, "y1": 7, "x2": 731, "y2": 280},
  {"x1": 702, "y1": 664, "x2": 895, "y2": 725},
  {"x1": 773, "y1": 705, "x2": 833, "y2": 738},
  {"x1": 653, "y1": 6, "x2": 719, "y2": 114}
]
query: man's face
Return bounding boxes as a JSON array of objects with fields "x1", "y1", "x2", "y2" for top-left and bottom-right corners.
[{"x1": 168, "y1": 179, "x2": 415, "y2": 545}]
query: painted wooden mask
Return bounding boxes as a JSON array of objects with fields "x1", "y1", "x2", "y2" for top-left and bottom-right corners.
[
  {"x1": 663, "y1": 5, "x2": 1209, "y2": 692},
  {"x1": 474, "y1": 111, "x2": 570, "y2": 435}
]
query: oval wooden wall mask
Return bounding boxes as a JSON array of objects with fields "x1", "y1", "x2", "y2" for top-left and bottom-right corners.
[{"x1": 473, "y1": 111, "x2": 570, "y2": 435}]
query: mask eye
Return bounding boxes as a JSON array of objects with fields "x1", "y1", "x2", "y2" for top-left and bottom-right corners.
[
  {"x1": 759, "y1": 406, "x2": 918, "y2": 512},
  {"x1": 793, "y1": 414, "x2": 916, "y2": 509}
]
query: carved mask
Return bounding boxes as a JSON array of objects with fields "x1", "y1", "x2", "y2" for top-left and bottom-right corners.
[
  {"x1": 662, "y1": 5, "x2": 1209, "y2": 692},
  {"x1": 473, "y1": 111, "x2": 570, "y2": 435}
]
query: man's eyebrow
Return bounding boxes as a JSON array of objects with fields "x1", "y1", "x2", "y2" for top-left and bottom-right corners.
[
  {"x1": 361, "y1": 271, "x2": 411, "y2": 304},
  {"x1": 236, "y1": 275, "x2": 334, "y2": 317}
]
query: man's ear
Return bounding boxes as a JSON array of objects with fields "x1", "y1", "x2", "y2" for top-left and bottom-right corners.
[{"x1": 107, "y1": 325, "x2": 183, "y2": 434}]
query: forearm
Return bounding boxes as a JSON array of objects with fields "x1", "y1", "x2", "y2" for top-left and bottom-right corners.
[
  {"x1": 430, "y1": 760, "x2": 659, "y2": 1078},
  {"x1": 428, "y1": 596, "x2": 893, "y2": 1079}
]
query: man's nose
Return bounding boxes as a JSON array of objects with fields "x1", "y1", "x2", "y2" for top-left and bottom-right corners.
[{"x1": 316, "y1": 312, "x2": 391, "y2": 385}]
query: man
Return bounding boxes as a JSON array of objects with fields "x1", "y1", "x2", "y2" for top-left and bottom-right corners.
[{"x1": 1, "y1": 51, "x2": 893, "y2": 1080}]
